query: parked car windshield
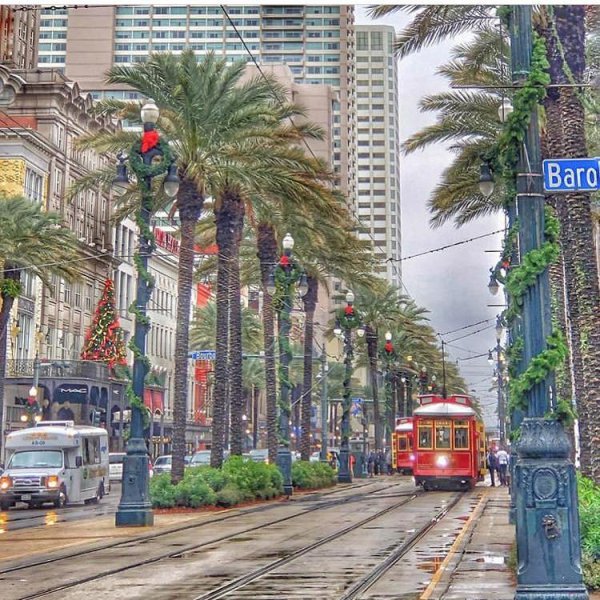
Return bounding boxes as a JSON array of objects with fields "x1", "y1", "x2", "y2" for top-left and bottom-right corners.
[
  {"x1": 190, "y1": 451, "x2": 211, "y2": 466},
  {"x1": 154, "y1": 456, "x2": 171, "y2": 466},
  {"x1": 8, "y1": 450, "x2": 63, "y2": 469}
]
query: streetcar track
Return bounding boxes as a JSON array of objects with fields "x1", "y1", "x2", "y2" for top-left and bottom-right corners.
[
  {"x1": 0, "y1": 479, "x2": 387, "y2": 576},
  {"x1": 189, "y1": 493, "x2": 423, "y2": 600},
  {"x1": 339, "y1": 492, "x2": 465, "y2": 599},
  {"x1": 11, "y1": 481, "x2": 415, "y2": 599}
]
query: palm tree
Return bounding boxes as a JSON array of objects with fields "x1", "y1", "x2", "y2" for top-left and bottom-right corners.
[{"x1": 0, "y1": 195, "x2": 80, "y2": 449}]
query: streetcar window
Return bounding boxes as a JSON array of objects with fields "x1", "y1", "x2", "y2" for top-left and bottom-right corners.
[
  {"x1": 418, "y1": 425, "x2": 432, "y2": 449},
  {"x1": 454, "y1": 421, "x2": 469, "y2": 449},
  {"x1": 435, "y1": 421, "x2": 451, "y2": 449},
  {"x1": 398, "y1": 435, "x2": 408, "y2": 451}
]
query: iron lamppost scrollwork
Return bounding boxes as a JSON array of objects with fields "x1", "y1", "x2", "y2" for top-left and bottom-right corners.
[
  {"x1": 114, "y1": 99, "x2": 180, "y2": 528},
  {"x1": 333, "y1": 290, "x2": 364, "y2": 483},
  {"x1": 267, "y1": 233, "x2": 308, "y2": 496}
]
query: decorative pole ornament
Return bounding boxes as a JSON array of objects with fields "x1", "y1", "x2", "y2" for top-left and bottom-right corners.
[
  {"x1": 272, "y1": 233, "x2": 307, "y2": 496},
  {"x1": 336, "y1": 290, "x2": 364, "y2": 484},
  {"x1": 114, "y1": 99, "x2": 179, "y2": 528}
]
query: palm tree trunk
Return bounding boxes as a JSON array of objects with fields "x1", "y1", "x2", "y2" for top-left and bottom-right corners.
[
  {"x1": 300, "y1": 275, "x2": 318, "y2": 461},
  {"x1": 257, "y1": 222, "x2": 278, "y2": 464},
  {"x1": 211, "y1": 193, "x2": 235, "y2": 468},
  {"x1": 227, "y1": 191, "x2": 245, "y2": 456},
  {"x1": 553, "y1": 6, "x2": 600, "y2": 481},
  {"x1": 365, "y1": 327, "x2": 382, "y2": 451},
  {"x1": 171, "y1": 178, "x2": 203, "y2": 483}
]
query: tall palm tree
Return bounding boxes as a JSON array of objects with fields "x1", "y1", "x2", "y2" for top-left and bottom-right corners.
[{"x1": 0, "y1": 196, "x2": 80, "y2": 448}]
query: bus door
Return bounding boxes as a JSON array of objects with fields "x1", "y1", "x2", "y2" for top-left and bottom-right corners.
[
  {"x1": 64, "y1": 447, "x2": 82, "y2": 501},
  {"x1": 81, "y1": 436, "x2": 101, "y2": 498}
]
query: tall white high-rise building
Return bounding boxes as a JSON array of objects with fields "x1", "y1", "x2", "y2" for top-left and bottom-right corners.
[
  {"x1": 355, "y1": 25, "x2": 401, "y2": 288},
  {"x1": 37, "y1": 4, "x2": 356, "y2": 203}
]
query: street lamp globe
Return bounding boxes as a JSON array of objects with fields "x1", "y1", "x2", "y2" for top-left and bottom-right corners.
[
  {"x1": 163, "y1": 162, "x2": 180, "y2": 198},
  {"x1": 266, "y1": 272, "x2": 276, "y2": 297},
  {"x1": 112, "y1": 157, "x2": 129, "y2": 197},
  {"x1": 141, "y1": 98, "x2": 159, "y2": 124},
  {"x1": 20, "y1": 414, "x2": 28, "y2": 423},
  {"x1": 333, "y1": 321, "x2": 342, "y2": 337},
  {"x1": 34, "y1": 414, "x2": 42, "y2": 423},
  {"x1": 385, "y1": 331, "x2": 392, "y2": 342},
  {"x1": 498, "y1": 97, "x2": 514, "y2": 123},
  {"x1": 356, "y1": 325, "x2": 365, "y2": 338},
  {"x1": 479, "y1": 163, "x2": 495, "y2": 197},
  {"x1": 297, "y1": 273, "x2": 309, "y2": 298},
  {"x1": 488, "y1": 350, "x2": 494, "y2": 365},
  {"x1": 282, "y1": 232, "x2": 294, "y2": 251},
  {"x1": 29, "y1": 386, "x2": 37, "y2": 398},
  {"x1": 488, "y1": 271, "x2": 500, "y2": 296},
  {"x1": 495, "y1": 316, "x2": 504, "y2": 340},
  {"x1": 345, "y1": 290, "x2": 355, "y2": 304}
]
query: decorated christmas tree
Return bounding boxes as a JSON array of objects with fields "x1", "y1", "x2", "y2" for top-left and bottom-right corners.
[{"x1": 81, "y1": 278, "x2": 127, "y2": 367}]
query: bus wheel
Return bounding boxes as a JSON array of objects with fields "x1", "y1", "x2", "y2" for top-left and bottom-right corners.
[{"x1": 54, "y1": 486, "x2": 68, "y2": 509}]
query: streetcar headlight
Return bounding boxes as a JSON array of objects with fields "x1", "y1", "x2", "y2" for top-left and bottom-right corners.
[
  {"x1": 0, "y1": 476, "x2": 12, "y2": 491},
  {"x1": 46, "y1": 475, "x2": 59, "y2": 489},
  {"x1": 435, "y1": 455, "x2": 449, "y2": 468},
  {"x1": 409, "y1": 454, "x2": 415, "y2": 461}
]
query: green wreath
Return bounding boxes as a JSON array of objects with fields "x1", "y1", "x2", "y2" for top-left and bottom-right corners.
[
  {"x1": 338, "y1": 308, "x2": 362, "y2": 330},
  {"x1": 128, "y1": 138, "x2": 173, "y2": 182}
]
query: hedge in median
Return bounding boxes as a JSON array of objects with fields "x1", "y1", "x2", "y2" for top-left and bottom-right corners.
[
  {"x1": 291, "y1": 460, "x2": 336, "y2": 489},
  {"x1": 149, "y1": 456, "x2": 283, "y2": 509}
]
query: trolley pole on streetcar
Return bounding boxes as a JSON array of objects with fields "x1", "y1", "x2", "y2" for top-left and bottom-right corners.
[
  {"x1": 508, "y1": 7, "x2": 587, "y2": 598},
  {"x1": 333, "y1": 291, "x2": 364, "y2": 483}
]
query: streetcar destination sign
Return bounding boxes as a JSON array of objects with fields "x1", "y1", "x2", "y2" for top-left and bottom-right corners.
[{"x1": 543, "y1": 158, "x2": 600, "y2": 192}]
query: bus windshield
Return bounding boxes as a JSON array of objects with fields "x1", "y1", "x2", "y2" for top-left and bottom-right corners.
[{"x1": 8, "y1": 450, "x2": 63, "y2": 469}]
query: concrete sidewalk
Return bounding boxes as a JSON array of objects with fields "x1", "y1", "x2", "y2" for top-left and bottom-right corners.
[{"x1": 423, "y1": 485, "x2": 516, "y2": 600}]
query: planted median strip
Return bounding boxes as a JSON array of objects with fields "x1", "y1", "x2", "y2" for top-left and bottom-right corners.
[{"x1": 150, "y1": 457, "x2": 337, "y2": 510}]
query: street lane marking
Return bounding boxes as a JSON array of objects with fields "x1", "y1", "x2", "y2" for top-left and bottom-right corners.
[{"x1": 419, "y1": 488, "x2": 490, "y2": 600}]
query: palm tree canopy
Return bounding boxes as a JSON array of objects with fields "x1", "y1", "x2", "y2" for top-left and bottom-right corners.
[{"x1": 0, "y1": 195, "x2": 80, "y2": 287}]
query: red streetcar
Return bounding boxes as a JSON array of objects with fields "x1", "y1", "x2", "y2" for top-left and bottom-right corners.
[
  {"x1": 392, "y1": 417, "x2": 414, "y2": 475},
  {"x1": 412, "y1": 394, "x2": 486, "y2": 491}
]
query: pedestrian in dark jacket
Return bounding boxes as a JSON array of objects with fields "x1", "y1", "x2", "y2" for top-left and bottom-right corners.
[
  {"x1": 367, "y1": 452, "x2": 375, "y2": 477},
  {"x1": 487, "y1": 448, "x2": 498, "y2": 487}
]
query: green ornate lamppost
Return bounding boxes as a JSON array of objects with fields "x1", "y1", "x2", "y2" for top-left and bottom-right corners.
[
  {"x1": 113, "y1": 99, "x2": 179, "y2": 527},
  {"x1": 333, "y1": 291, "x2": 364, "y2": 483},
  {"x1": 267, "y1": 233, "x2": 307, "y2": 496}
]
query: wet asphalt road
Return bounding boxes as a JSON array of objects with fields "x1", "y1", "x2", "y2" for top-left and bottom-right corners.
[{"x1": 0, "y1": 482, "x2": 121, "y2": 533}]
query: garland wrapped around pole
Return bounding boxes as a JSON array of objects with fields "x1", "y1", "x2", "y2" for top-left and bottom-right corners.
[{"x1": 273, "y1": 237, "x2": 305, "y2": 497}]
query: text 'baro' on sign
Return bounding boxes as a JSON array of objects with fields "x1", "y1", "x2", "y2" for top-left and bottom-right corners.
[{"x1": 542, "y1": 158, "x2": 600, "y2": 193}]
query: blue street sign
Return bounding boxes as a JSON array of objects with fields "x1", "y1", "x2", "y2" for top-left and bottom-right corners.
[
  {"x1": 543, "y1": 158, "x2": 600, "y2": 192},
  {"x1": 188, "y1": 350, "x2": 216, "y2": 361}
]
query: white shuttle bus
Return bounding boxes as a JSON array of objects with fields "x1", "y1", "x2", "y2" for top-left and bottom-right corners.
[{"x1": 0, "y1": 421, "x2": 109, "y2": 510}]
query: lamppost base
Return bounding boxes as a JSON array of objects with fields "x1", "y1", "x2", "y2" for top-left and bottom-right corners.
[
  {"x1": 514, "y1": 585, "x2": 588, "y2": 600},
  {"x1": 337, "y1": 447, "x2": 352, "y2": 484},
  {"x1": 514, "y1": 418, "x2": 587, "y2": 599},
  {"x1": 115, "y1": 438, "x2": 154, "y2": 528},
  {"x1": 276, "y1": 446, "x2": 293, "y2": 497}
]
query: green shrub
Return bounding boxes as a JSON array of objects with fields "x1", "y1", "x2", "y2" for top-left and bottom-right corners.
[
  {"x1": 216, "y1": 483, "x2": 244, "y2": 507},
  {"x1": 578, "y1": 474, "x2": 600, "y2": 589},
  {"x1": 292, "y1": 461, "x2": 336, "y2": 489},
  {"x1": 222, "y1": 456, "x2": 281, "y2": 500},
  {"x1": 174, "y1": 477, "x2": 217, "y2": 508},
  {"x1": 149, "y1": 473, "x2": 177, "y2": 508}
]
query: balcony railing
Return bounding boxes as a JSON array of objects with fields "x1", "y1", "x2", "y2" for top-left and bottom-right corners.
[{"x1": 6, "y1": 359, "x2": 122, "y2": 381}]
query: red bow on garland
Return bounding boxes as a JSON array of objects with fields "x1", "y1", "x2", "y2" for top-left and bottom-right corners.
[
  {"x1": 141, "y1": 130, "x2": 159, "y2": 153},
  {"x1": 344, "y1": 305, "x2": 354, "y2": 316},
  {"x1": 279, "y1": 255, "x2": 290, "y2": 267},
  {"x1": 384, "y1": 341, "x2": 393, "y2": 353}
]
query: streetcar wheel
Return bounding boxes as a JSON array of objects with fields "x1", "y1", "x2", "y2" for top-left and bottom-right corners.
[
  {"x1": 54, "y1": 486, "x2": 68, "y2": 508},
  {"x1": 423, "y1": 481, "x2": 431, "y2": 492}
]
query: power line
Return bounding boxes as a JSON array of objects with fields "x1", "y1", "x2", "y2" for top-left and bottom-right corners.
[
  {"x1": 388, "y1": 229, "x2": 504, "y2": 263},
  {"x1": 440, "y1": 318, "x2": 493, "y2": 336},
  {"x1": 446, "y1": 324, "x2": 496, "y2": 344}
]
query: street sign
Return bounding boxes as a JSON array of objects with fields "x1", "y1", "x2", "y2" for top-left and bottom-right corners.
[
  {"x1": 543, "y1": 158, "x2": 600, "y2": 193},
  {"x1": 188, "y1": 350, "x2": 216, "y2": 361}
]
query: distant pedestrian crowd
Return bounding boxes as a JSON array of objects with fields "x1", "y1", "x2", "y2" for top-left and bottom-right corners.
[
  {"x1": 486, "y1": 445, "x2": 510, "y2": 486},
  {"x1": 367, "y1": 449, "x2": 392, "y2": 477}
]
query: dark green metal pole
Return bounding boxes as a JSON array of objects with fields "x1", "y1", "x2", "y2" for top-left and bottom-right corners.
[
  {"x1": 338, "y1": 324, "x2": 353, "y2": 483},
  {"x1": 319, "y1": 351, "x2": 329, "y2": 463},
  {"x1": 510, "y1": 7, "x2": 587, "y2": 599}
]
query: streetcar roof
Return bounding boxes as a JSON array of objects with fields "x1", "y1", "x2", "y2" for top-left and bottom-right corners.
[
  {"x1": 413, "y1": 403, "x2": 476, "y2": 417},
  {"x1": 395, "y1": 422, "x2": 413, "y2": 432}
]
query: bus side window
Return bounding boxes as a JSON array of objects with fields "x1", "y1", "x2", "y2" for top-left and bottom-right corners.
[
  {"x1": 91, "y1": 438, "x2": 100, "y2": 464},
  {"x1": 82, "y1": 439, "x2": 90, "y2": 465}
]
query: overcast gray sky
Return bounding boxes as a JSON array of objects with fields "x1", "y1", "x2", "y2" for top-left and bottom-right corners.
[{"x1": 356, "y1": 6, "x2": 504, "y2": 426}]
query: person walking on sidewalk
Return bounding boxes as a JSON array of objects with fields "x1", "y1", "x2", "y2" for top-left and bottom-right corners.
[
  {"x1": 487, "y1": 447, "x2": 498, "y2": 487},
  {"x1": 496, "y1": 447, "x2": 509, "y2": 486}
]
